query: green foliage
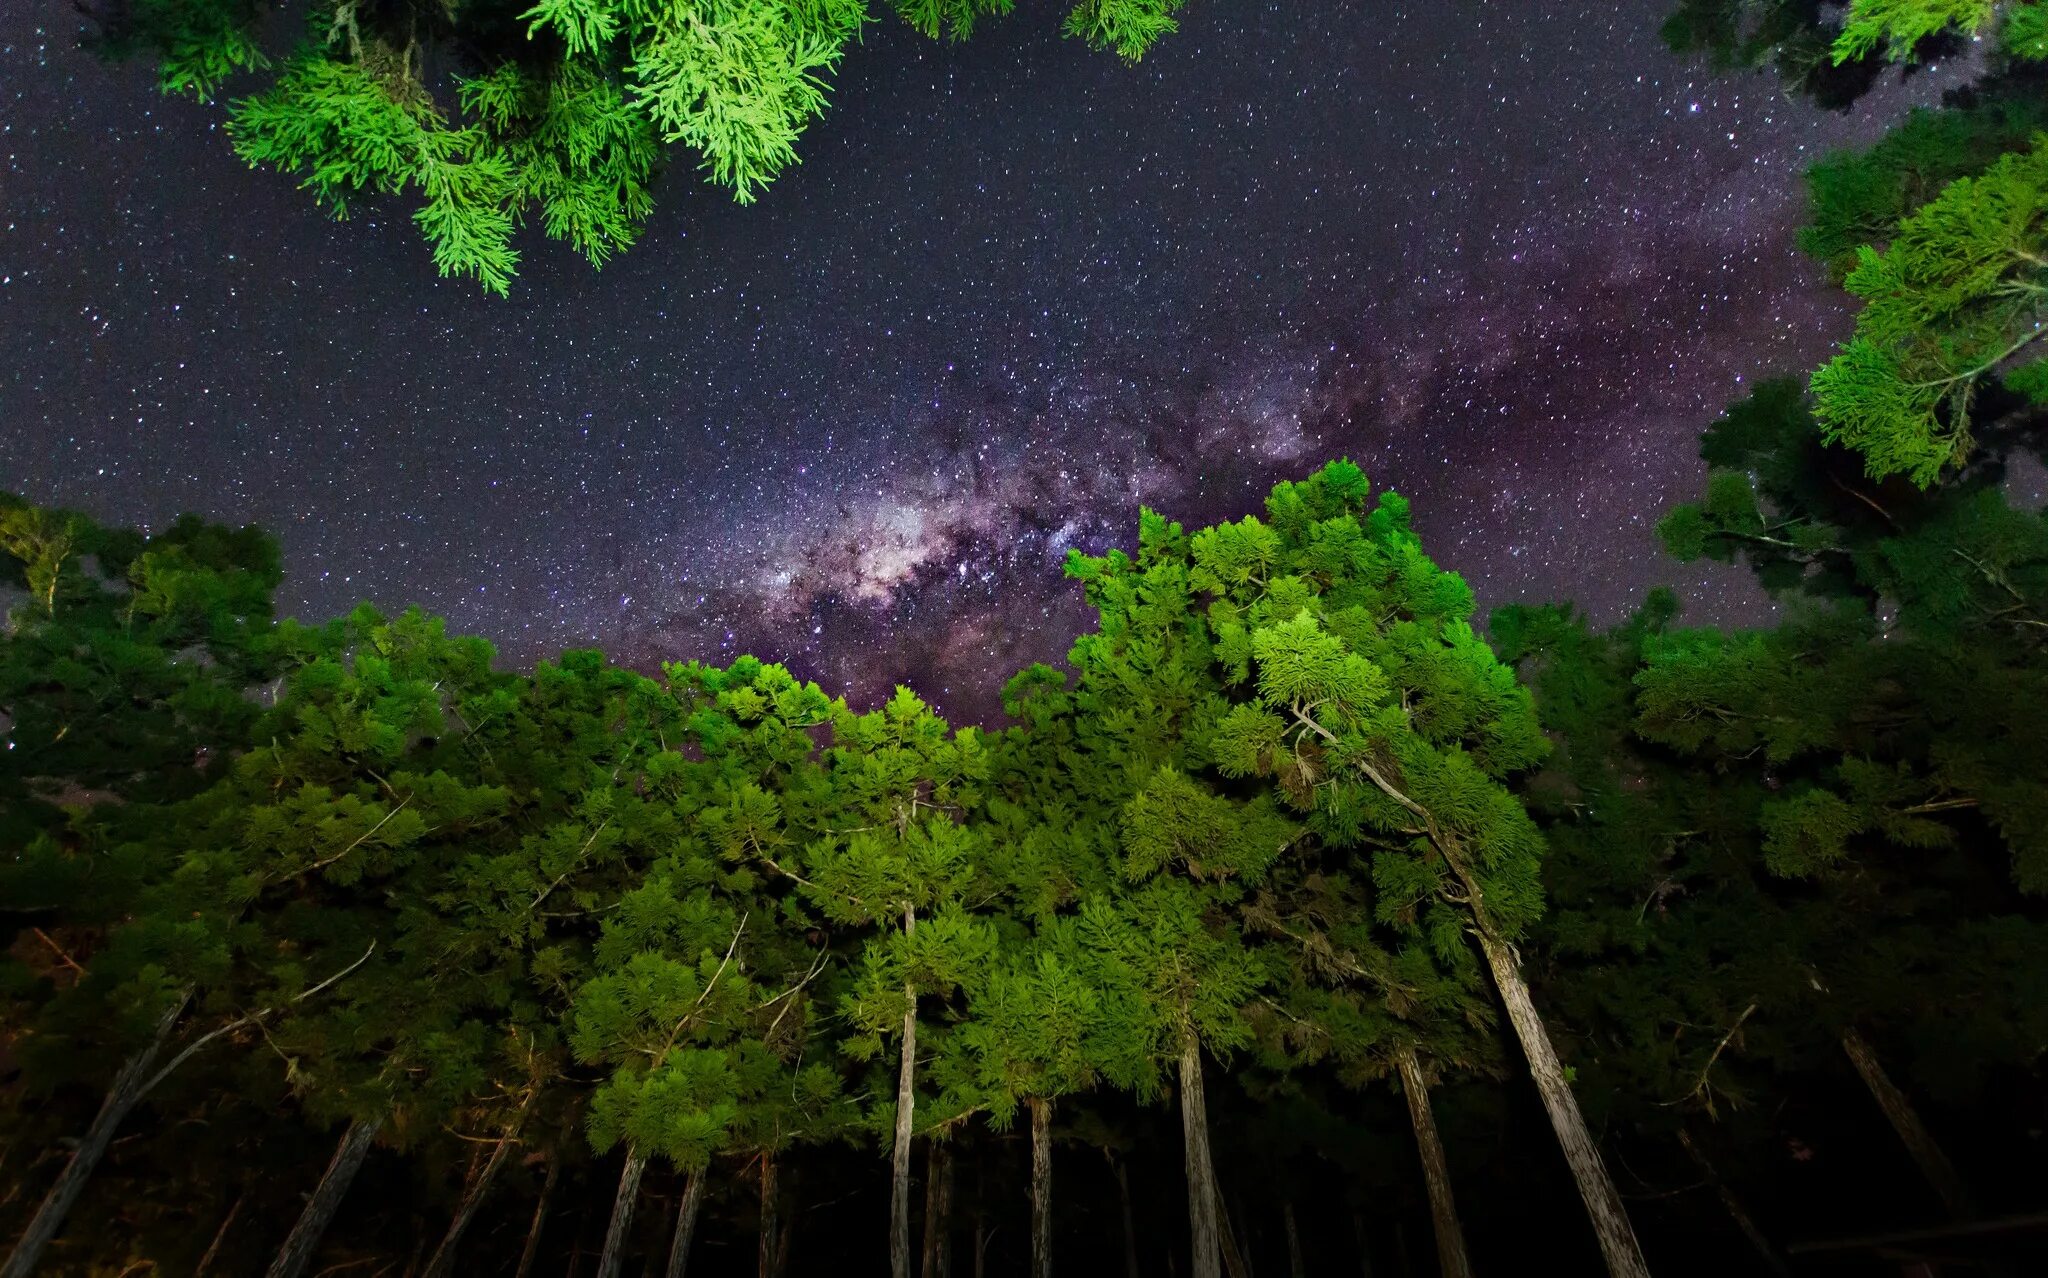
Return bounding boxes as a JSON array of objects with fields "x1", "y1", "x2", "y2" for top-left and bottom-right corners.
[
  {"x1": 1832, "y1": 0, "x2": 1994, "y2": 62},
  {"x1": 10, "y1": 433, "x2": 2048, "y2": 1270},
  {"x1": 1809, "y1": 137, "x2": 2048, "y2": 484},
  {"x1": 1661, "y1": 0, "x2": 1883, "y2": 106},
  {"x1": 1798, "y1": 99, "x2": 2048, "y2": 277},
  {"x1": 2005, "y1": 0, "x2": 2048, "y2": 57},
  {"x1": 1064, "y1": 0, "x2": 1187, "y2": 61},
  {"x1": 100, "y1": 0, "x2": 1191, "y2": 291}
]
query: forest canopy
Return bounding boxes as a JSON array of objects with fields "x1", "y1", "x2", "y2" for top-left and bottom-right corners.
[
  {"x1": 90, "y1": 0, "x2": 1190, "y2": 294},
  {"x1": 3, "y1": 406, "x2": 2046, "y2": 1275},
  {"x1": 7, "y1": 0, "x2": 2048, "y2": 1276}
]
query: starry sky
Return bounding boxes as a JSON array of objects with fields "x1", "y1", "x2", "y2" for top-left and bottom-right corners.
[{"x1": 0, "y1": 2, "x2": 1963, "y2": 721}]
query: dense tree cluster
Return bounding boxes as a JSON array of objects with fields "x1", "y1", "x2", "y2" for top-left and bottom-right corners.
[
  {"x1": 87, "y1": 0, "x2": 1189, "y2": 293},
  {"x1": 6, "y1": 411, "x2": 2047, "y2": 1274},
  {"x1": 8, "y1": 1, "x2": 2048, "y2": 1274}
]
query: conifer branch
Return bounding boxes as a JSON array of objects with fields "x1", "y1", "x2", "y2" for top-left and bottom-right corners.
[
  {"x1": 303, "y1": 794, "x2": 413, "y2": 875},
  {"x1": 136, "y1": 941, "x2": 377, "y2": 1098}
]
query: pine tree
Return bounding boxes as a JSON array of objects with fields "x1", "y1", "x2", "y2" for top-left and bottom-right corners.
[
  {"x1": 809, "y1": 687, "x2": 995, "y2": 1278},
  {"x1": 1059, "y1": 461, "x2": 1652, "y2": 1277}
]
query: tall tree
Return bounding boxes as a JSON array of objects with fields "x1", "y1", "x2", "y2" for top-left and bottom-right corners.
[
  {"x1": 810, "y1": 688, "x2": 995, "y2": 1278},
  {"x1": 1060, "y1": 461, "x2": 1651, "y2": 1277}
]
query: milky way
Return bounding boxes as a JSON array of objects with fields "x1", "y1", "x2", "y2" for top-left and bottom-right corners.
[{"x1": 0, "y1": 3, "x2": 1965, "y2": 720}]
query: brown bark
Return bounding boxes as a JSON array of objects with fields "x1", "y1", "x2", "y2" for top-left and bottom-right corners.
[
  {"x1": 1394, "y1": 1046, "x2": 1472, "y2": 1278},
  {"x1": 892, "y1": 904, "x2": 919, "y2": 1278},
  {"x1": 513, "y1": 1156, "x2": 559, "y2": 1278},
  {"x1": 194, "y1": 1192, "x2": 245, "y2": 1277},
  {"x1": 1029, "y1": 1098, "x2": 1054, "y2": 1278},
  {"x1": 1284, "y1": 1200, "x2": 1304, "y2": 1278},
  {"x1": 1676, "y1": 1129, "x2": 1788, "y2": 1278},
  {"x1": 1840, "y1": 1027, "x2": 1977, "y2": 1221},
  {"x1": 666, "y1": 1169, "x2": 706, "y2": 1278},
  {"x1": 760, "y1": 1148, "x2": 783, "y2": 1278},
  {"x1": 923, "y1": 1138, "x2": 954, "y2": 1278},
  {"x1": 265, "y1": 1114, "x2": 385, "y2": 1278},
  {"x1": 1475, "y1": 930, "x2": 1651, "y2": 1278},
  {"x1": 1, "y1": 994, "x2": 189, "y2": 1278},
  {"x1": 594, "y1": 1146, "x2": 649, "y2": 1278},
  {"x1": 1179, "y1": 1034, "x2": 1223, "y2": 1278}
]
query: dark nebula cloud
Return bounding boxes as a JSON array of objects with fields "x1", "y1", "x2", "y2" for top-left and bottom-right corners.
[{"x1": 0, "y1": 3, "x2": 1967, "y2": 721}]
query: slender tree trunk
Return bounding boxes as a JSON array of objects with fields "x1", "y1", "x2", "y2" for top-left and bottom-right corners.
[
  {"x1": 194, "y1": 1192, "x2": 245, "y2": 1277},
  {"x1": 595, "y1": 1146, "x2": 650, "y2": 1278},
  {"x1": 1839, "y1": 1027, "x2": 1976, "y2": 1221},
  {"x1": 265, "y1": 1114, "x2": 384, "y2": 1278},
  {"x1": 513, "y1": 1156, "x2": 558, "y2": 1278},
  {"x1": 1, "y1": 995, "x2": 189, "y2": 1278},
  {"x1": 1028, "y1": 1098, "x2": 1054, "y2": 1278},
  {"x1": 1349, "y1": 1210, "x2": 1374, "y2": 1278},
  {"x1": 423, "y1": 1117, "x2": 525, "y2": 1278},
  {"x1": 665, "y1": 1169, "x2": 706, "y2": 1278},
  {"x1": 1217, "y1": 1190, "x2": 1250, "y2": 1278},
  {"x1": 924, "y1": 1138, "x2": 954, "y2": 1278},
  {"x1": 1111, "y1": 1152, "x2": 1140, "y2": 1278},
  {"x1": 760, "y1": 1148, "x2": 783, "y2": 1278},
  {"x1": 1179, "y1": 1033, "x2": 1223, "y2": 1278},
  {"x1": 1393, "y1": 1047, "x2": 1471, "y2": 1278},
  {"x1": 778, "y1": 1167, "x2": 799, "y2": 1276},
  {"x1": 892, "y1": 905, "x2": 919, "y2": 1278},
  {"x1": 1675, "y1": 1129, "x2": 1788, "y2": 1277},
  {"x1": 1284, "y1": 1201, "x2": 1304, "y2": 1278},
  {"x1": 1474, "y1": 931, "x2": 1650, "y2": 1278}
]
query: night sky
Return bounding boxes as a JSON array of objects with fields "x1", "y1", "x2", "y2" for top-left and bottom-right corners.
[{"x1": 0, "y1": 2, "x2": 1962, "y2": 721}]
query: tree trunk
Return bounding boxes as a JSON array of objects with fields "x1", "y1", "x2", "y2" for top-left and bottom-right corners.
[
  {"x1": 423, "y1": 1119, "x2": 525, "y2": 1278},
  {"x1": 778, "y1": 1168, "x2": 799, "y2": 1276},
  {"x1": 1348, "y1": 1210, "x2": 1374, "y2": 1278},
  {"x1": 1284, "y1": 1201, "x2": 1304, "y2": 1278},
  {"x1": 1840, "y1": 1027, "x2": 1976, "y2": 1221},
  {"x1": 1111, "y1": 1152, "x2": 1140, "y2": 1278},
  {"x1": 1, "y1": 995, "x2": 189, "y2": 1278},
  {"x1": 1394, "y1": 1046, "x2": 1471, "y2": 1278},
  {"x1": 1217, "y1": 1191, "x2": 1250, "y2": 1278},
  {"x1": 892, "y1": 905, "x2": 919, "y2": 1278},
  {"x1": 1029, "y1": 1098, "x2": 1054, "y2": 1278},
  {"x1": 1475, "y1": 931, "x2": 1650, "y2": 1278},
  {"x1": 595, "y1": 1146, "x2": 649, "y2": 1278},
  {"x1": 760, "y1": 1148, "x2": 783, "y2": 1278},
  {"x1": 265, "y1": 1114, "x2": 385, "y2": 1278},
  {"x1": 923, "y1": 1138, "x2": 954, "y2": 1278},
  {"x1": 194, "y1": 1192, "x2": 245, "y2": 1277},
  {"x1": 513, "y1": 1156, "x2": 559, "y2": 1278},
  {"x1": 1675, "y1": 1129, "x2": 1788, "y2": 1278},
  {"x1": 666, "y1": 1169, "x2": 706, "y2": 1278},
  {"x1": 1179, "y1": 1033, "x2": 1223, "y2": 1278}
]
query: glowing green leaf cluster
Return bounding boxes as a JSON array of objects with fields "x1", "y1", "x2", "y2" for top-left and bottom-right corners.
[
  {"x1": 1809, "y1": 137, "x2": 2048, "y2": 484},
  {"x1": 98, "y1": 0, "x2": 1194, "y2": 291}
]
